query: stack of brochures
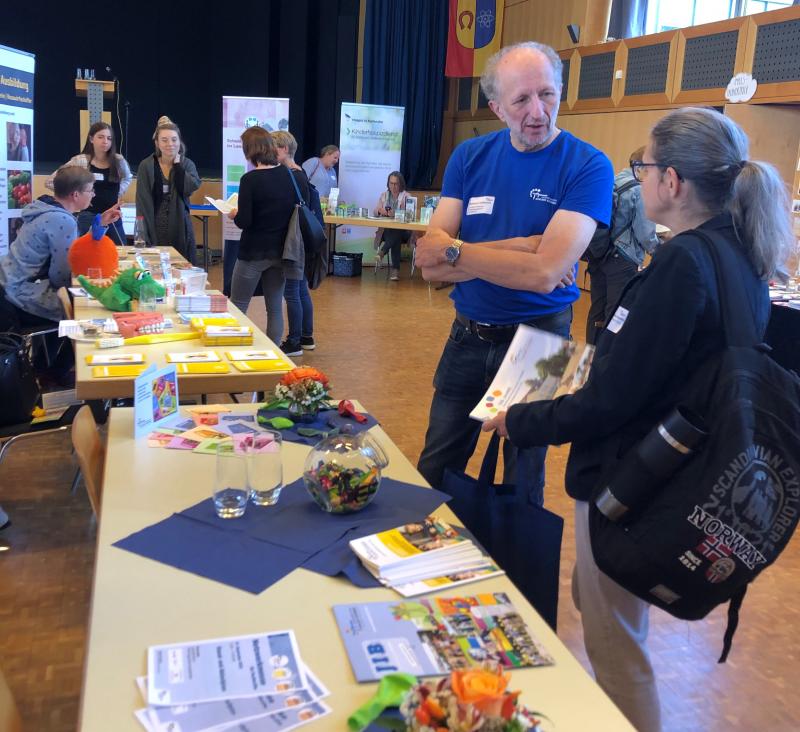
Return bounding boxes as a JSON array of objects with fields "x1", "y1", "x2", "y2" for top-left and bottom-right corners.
[
  {"x1": 349, "y1": 515, "x2": 504, "y2": 597},
  {"x1": 134, "y1": 630, "x2": 332, "y2": 731}
]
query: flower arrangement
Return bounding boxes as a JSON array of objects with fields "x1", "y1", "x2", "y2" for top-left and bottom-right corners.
[
  {"x1": 273, "y1": 366, "x2": 330, "y2": 419},
  {"x1": 400, "y1": 665, "x2": 544, "y2": 732}
]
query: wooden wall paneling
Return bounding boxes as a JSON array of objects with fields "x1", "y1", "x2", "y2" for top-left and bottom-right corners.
[
  {"x1": 557, "y1": 108, "x2": 671, "y2": 171},
  {"x1": 571, "y1": 40, "x2": 623, "y2": 112},
  {"x1": 617, "y1": 30, "x2": 678, "y2": 110},
  {"x1": 723, "y1": 103, "x2": 800, "y2": 189},
  {"x1": 501, "y1": 0, "x2": 611, "y2": 51},
  {"x1": 672, "y1": 17, "x2": 748, "y2": 106},
  {"x1": 560, "y1": 49, "x2": 577, "y2": 111},
  {"x1": 452, "y1": 118, "x2": 505, "y2": 147},
  {"x1": 744, "y1": 5, "x2": 800, "y2": 103}
]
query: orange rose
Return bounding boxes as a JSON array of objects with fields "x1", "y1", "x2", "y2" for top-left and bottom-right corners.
[
  {"x1": 279, "y1": 366, "x2": 329, "y2": 387},
  {"x1": 450, "y1": 668, "x2": 514, "y2": 716}
]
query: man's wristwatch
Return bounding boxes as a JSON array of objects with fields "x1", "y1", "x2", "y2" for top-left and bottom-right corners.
[{"x1": 445, "y1": 238, "x2": 464, "y2": 266}]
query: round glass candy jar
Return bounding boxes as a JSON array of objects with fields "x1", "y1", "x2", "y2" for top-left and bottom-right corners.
[{"x1": 303, "y1": 430, "x2": 389, "y2": 514}]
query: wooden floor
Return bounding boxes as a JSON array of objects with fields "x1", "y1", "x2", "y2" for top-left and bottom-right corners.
[{"x1": 1, "y1": 260, "x2": 798, "y2": 731}]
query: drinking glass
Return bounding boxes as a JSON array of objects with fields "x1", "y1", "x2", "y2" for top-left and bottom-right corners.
[
  {"x1": 248, "y1": 431, "x2": 283, "y2": 506},
  {"x1": 213, "y1": 440, "x2": 249, "y2": 518},
  {"x1": 138, "y1": 281, "x2": 158, "y2": 312},
  {"x1": 87, "y1": 267, "x2": 103, "y2": 281}
]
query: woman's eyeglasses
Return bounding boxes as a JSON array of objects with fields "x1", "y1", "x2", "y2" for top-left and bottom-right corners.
[{"x1": 631, "y1": 161, "x2": 683, "y2": 182}]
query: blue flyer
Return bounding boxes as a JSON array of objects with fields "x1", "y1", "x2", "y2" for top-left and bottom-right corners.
[{"x1": 147, "y1": 631, "x2": 306, "y2": 706}]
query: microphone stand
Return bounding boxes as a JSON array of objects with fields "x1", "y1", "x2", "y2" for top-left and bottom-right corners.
[{"x1": 124, "y1": 100, "x2": 131, "y2": 160}]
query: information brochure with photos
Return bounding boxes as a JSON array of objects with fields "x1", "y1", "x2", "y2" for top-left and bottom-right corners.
[
  {"x1": 334, "y1": 592, "x2": 553, "y2": 682},
  {"x1": 147, "y1": 630, "x2": 305, "y2": 706},
  {"x1": 134, "y1": 363, "x2": 180, "y2": 438},
  {"x1": 470, "y1": 325, "x2": 595, "y2": 422}
]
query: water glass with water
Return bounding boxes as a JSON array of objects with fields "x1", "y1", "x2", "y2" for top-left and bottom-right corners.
[
  {"x1": 213, "y1": 440, "x2": 249, "y2": 518},
  {"x1": 248, "y1": 431, "x2": 283, "y2": 506}
]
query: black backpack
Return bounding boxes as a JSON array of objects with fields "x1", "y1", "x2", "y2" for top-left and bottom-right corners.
[
  {"x1": 588, "y1": 228, "x2": 800, "y2": 662},
  {"x1": 584, "y1": 178, "x2": 640, "y2": 259}
]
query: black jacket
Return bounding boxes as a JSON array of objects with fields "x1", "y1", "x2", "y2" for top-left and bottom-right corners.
[{"x1": 505, "y1": 213, "x2": 770, "y2": 501}]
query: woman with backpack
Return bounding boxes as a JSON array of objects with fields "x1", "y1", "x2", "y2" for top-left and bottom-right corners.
[{"x1": 481, "y1": 107, "x2": 794, "y2": 731}]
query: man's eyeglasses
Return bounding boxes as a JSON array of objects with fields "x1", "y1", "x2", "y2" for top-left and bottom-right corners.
[
  {"x1": 79, "y1": 187, "x2": 95, "y2": 195},
  {"x1": 631, "y1": 161, "x2": 682, "y2": 182}
]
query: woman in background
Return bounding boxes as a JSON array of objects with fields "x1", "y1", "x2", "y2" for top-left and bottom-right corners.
[
  {"x1": 481, "y1": 107, "x2": 794, "y2": 732},
  {"x1": 301, "y1": 144, "x2": 339, "y2": 198},
  {"x1": 135, "y1": 116, "x2": 201, "y2": 262},
  {"x1": 46, "y1": 121, "x2": 132, "y2": 244},
  {"x1": 272, "y1": 130, "x2": 315, "y2": 356},
  {"x1": 373, "y1": 171, "x2": 412, "y2": 281},
  {"x1": 7, "y1": 122, "x2": 29, "y2": 162},
  {"x1": 228, "y1": 128, "x2": 309, "y2": 345}
]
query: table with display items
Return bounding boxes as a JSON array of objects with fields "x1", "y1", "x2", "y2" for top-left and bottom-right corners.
[{"x1": 77, "y1": 402, "x2": 634, "y2": 731}]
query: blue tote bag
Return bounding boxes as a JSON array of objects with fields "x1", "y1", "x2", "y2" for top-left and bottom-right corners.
[{"x1": 441, "y1": 433, "x2": 564, "y2": 630}]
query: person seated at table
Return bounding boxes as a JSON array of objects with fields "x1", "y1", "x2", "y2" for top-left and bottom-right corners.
[
  {"x1": 0, "y1": 166, "x2": 121, "y2": 332},
  {"x1": 301, "y1": 144, "x2": 339, "y2": 198},
  {"x1": 135, "y1": 116, "x2": 201, "y2": 263},
  {"x1": 227, "y1": 127, "x2": 309, "y2": 345},
  {"x1": 373, "y1": 171, "x2": 413, "y2": 281},
  {"x1": 46, "y1": 121, "x2": 132, "y2": 246},
  {"x1": 272, "y1": 130, "x2": 316, "y2": 356},
  {"x1": 6, "y1": 122, "x2": 29, "y2": 162}
]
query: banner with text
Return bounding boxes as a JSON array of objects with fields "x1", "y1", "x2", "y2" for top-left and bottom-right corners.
[
  {"x1": 0, "y1": 44, "x2": 35, "y2": 257},
  {"x1": 336, "y1": 102, "x2": 404, "y2": 261},
  {"x1": 222, "y1": 96, "x2": 289, "y2": 241}
]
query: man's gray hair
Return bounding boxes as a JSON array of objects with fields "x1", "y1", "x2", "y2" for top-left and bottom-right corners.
[{"x1": 480, "y1": 42, "x2": 563, "y2": 101}]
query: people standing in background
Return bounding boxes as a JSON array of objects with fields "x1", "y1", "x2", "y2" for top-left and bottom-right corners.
[
  {"x1": 272, "y1": 130, "x2": 316, "y2": 356},
  {"x1": 135, "y1": 116, "x2": 201, "y2": 263},
  {"x1": 301, "y1": 145, "x2": 339, "y2": 198},
  {"x1": 46, "y1": 122, "x2": 132, "y2": 245},
  {"x1": 228, "y1": 128, "x2": 309, "y2": 345},
  {"x1": 6, "y1": 122, "x2": 30, "y2": 162},
  {"x1": 373, "y1": 171, "x2": 414, "y2": 281},
  {"x1": 585, "y1": 146, "x2": 660, "y2": 344}
]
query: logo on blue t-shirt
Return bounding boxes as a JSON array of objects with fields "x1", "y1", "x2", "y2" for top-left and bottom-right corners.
[{"x1": 529, "y1": 188, "x2": 557, "y2": 205}]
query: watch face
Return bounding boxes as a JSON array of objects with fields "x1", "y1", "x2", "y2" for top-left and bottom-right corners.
[{"x1": 445, "y1": 245, "x2": 459, "y2": 263}]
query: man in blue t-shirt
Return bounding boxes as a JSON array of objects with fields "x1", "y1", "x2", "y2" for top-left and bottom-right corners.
[{"x1": 416, "y1": 41, "x2": 613, "y2": 503}]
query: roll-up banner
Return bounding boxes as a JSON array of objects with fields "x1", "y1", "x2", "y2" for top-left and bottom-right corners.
[
  {"x1": 336, "y1": 102, "x2": 404, "y2": 262},
  {"x1": 0, "y1": 44, "x2": 35, "y2": 257},
  {"x1": 221, "y1": 96, "x2": 290, "y2": 242}
]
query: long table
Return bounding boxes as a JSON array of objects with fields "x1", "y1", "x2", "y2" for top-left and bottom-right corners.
[
  {"x1": 78, "y1": 404, "x2": 633, "y2": 731},
  {"x1": 73, "y1": 291, "x2": 292, "y2": 400}
]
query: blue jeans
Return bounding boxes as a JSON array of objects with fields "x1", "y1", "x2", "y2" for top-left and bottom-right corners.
[
  {"x1": 284, "y1": 277, "x2": 314, "y2": 343},
  {"x1": 230, "y1": 257, "x2": 285, "y2": 344},
  {"x1": 417, "y1": 306, "x2": 573, "y2": 506}
]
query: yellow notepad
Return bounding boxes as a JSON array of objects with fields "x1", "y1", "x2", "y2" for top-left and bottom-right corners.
[
  {"x1": 229, "y1": 359, "x2": 292, "y2": 372},
  {"x1": 175, "y1": 362, "x2": 231, "y2": 374},
  {"x1": 124, "y1": 332, "x2": 201, "y2": 345},
  {"x1": 91, "y1": 364, "x2": 148, "y2": 378},
  {"x1": 166, "y1": 350, "x2": 221, "y2": 363},
  {"x1": 203, "y1": 336, "x2": 255, "y2": 346}
]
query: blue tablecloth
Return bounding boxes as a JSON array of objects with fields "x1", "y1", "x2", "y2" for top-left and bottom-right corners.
[{"x1": 257, "y1": 406, "x2": 379, "y2": 446}]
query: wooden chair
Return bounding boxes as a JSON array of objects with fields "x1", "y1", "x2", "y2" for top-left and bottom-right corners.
[
  {"x1": 0, "y1": 665, "x2": 23, "y2": 732},
  {"x1": 70, "y1": 405, "x2": 105, "y2": 517},
  {"x1": 57, "y1": 286, "x2": 73, "y2": 320}
]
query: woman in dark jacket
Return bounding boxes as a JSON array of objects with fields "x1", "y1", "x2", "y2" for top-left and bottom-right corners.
[
  {"x1": 482, "y1": 107, "x2": 794, "y2": 732},
  {"x1": 227, "y1": 127, "x2": 309, "y2": 345},
  {"x1": 135, "y1": 116, "x2": 201, "y2": 263}
]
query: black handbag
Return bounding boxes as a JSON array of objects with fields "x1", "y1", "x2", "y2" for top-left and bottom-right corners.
[
  {"x1": 441, "y1": 433, "x2": 564, "y2": 630},
  {"x1": 0, "y1": 332, "x2": 40, "y2": 427},
  {"x1": 286, "y1": 167, "x2": 328, "y2": 290}
]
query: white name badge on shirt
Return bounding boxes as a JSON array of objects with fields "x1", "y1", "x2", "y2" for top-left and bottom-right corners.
[
  {"x1": 607, "y1": 306, "x2": 629, "y2": 334},
  {"x1": 466, "y1": 196, "x2": 495, "y2": 216},
  {"x1": 93, "y1": 172, "x2": 104, "y2": 181},
  {"x1": 162, "y1": 184, "x2": 170, "y2": 194}
]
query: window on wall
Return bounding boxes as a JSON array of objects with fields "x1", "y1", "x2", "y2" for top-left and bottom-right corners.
[{"x1": 645, "y1": 0, "x2": 792, "y2": 34}]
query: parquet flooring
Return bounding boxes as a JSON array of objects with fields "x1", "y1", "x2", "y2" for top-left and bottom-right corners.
[{"x1": 0, "y1": 261, "x2": 798, "y2": 731}]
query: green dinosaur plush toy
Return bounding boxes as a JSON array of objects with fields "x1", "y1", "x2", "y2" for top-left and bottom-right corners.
[{"x1": 78, "y1": 268, "x2": 166, "y2": 312}]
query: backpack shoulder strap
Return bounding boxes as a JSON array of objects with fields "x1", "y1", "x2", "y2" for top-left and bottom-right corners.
[
  {"x1": 718, "y1": 585, "x2": 747, "y2": 663},
  {"x1": 691, "y1": 227, "x2": 761, "y2": 348}
]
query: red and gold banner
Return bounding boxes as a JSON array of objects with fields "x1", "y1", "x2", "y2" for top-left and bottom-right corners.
[{"x1": 445, "y1": 0, "x2": 505, "y2": 78}]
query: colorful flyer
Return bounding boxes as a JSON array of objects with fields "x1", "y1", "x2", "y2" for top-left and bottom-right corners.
[
  {"x1": 134, "y1": 363, "x2": 180, "y2": 439},
  {"x1": 147, "y1": 630, "x2": 306, "y2": 706}
]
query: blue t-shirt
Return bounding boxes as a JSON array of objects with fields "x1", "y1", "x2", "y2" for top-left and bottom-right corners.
[{"x1": 442, "y1": 128, "x2": 613, "y2": 324}]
